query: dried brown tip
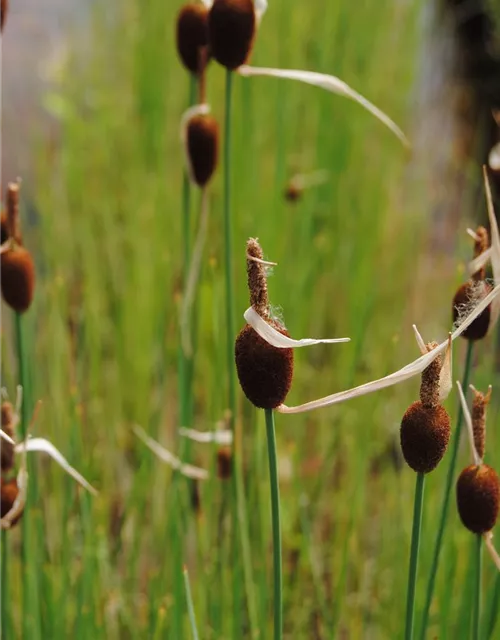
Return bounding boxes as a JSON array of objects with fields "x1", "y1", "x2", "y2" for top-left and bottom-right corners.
[
  {"x1": 400, "y1": 401, "x2": 451, "y2": 473},
  {"x1": 1, "y1": 402, "x2": 16, "y2": 473},
  {"x1": 217, "y1": 446, "x2": 232, "y2": 479},
  {"x1": 187, "y1": 114, "x2": 219, "y2": 187},
  {"x1": 1, "y1": 478, "x2": 23, "y2": 527},
  {"x1": 473, "y1": 226, "x2": 489, "y2": 263},
  {"x1": 456, "y1": 464, "x2": 500, "y2": 534},
  {"x1": 208, "y1": 0, "x2": 256, "y2": 70},
  {"x1": 471, "y1": 386, "x2": 491, "y2": 460},
  {"x1": 452, "y1": 281, "x2": 492, "y2": 341},
  {"x1": 1, "y1": 0, "x2": 8, "y2": 32},
  {"x1": 1, "y1": 246, "x2": 35, "y2": 312},
  {"x1": 246, "y1": 238, "x2": 269, "y2": 318},
  {"x1": 419, "y1": 342, "x2": 442, "y2": 408},
  {"x1": 235, "y1": 321, "x2": 294, "y2": 409},
  {"x1": 176, "y1": 3, "x2": 210, "y2": 75},
  {"x1": 6, "y1": 181, "x2": 21, "y2": 244}
]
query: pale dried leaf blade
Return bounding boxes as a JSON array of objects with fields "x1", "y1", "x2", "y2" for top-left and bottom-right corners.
[
  {"x1": 484, "y1": 532, "x2": 500, "y2": 571},
  {"x1": 179, "y1": 427, "x2": 233, "y2": 445},
  {"x1": 456, "y1": 381, "x2": 481, "y2": 465},
  {"x1": 0, "y1": 429, "x2": 16, "y2": 445},
  {"x1": 277, "y1": 284, "x2": 500, "y2": 414},
  {"x1": 238, "y1": 66, "x2": 409, "y2": 146},
  {"x1": 16, "y1": 438, "x2": 98, "y2": 495},
  {"x1": 412, "y1": 324, "x2": 427, "y2": 355},
  {"x1": 484, "y1": 167, "x2": 500, "y2": 287},
  {"x1": 489, "y1": 142, "x2": 500, "y2": 171},
  {"x1": 438, "y1": 336, "x2": 452, "y2": 401},
  {"x1": 244, "y1": 306, "x2": 350, "y2": 348},
  {"x1": 469, "y1": 247, "x2": 492, "y2": 276}
]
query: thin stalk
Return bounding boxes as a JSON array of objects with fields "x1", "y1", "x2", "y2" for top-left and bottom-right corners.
[
  {"x1": 420, "y1": 341, "x2": 474, "y2": 638},
  {"x1": 265, "y1": 409, "x2": 282, "y2": 640},
  {"x1": 473, "y1": 535, "x2": 482, "y2": 640},
  {"x1": 1, "y1": 530, "x2": 8, "y2": 638},
  {"x1": 405, "y1": 472, "x2": 425, "y2": 640},
  {"x1": 487, "y1": 572, "x2": 500, "y2": 639},
  {"x1": 183, "y1": 565, "x2": 200, "y2": 640}
]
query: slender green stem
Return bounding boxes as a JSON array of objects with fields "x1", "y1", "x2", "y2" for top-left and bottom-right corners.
[
  {"x1": 405, "y1": 472, "x2": 425, "y2": 640},
  {"x1": 265, "y1": 409, "x2": 283, "y2": 640},
  {"x1": 1, "y1": 530, "x2": 8, "y2": 638},
  {"x1": 15, "y1": 313, "x2": 28, "y2": 439},
  {"x1": 420, "y1": 341, "x2": 474, "y2": 638},
  {"x1": 473, "y1": 535, "x2": 482, "y2": 640},
  {"x1": 487, "y1": 572, "x2": 500, "y2": 639},
  {"x1": 223, "y1": 69, "x2": 236, "y2": 428},
  {"x1": 183, "y1": 565, "x2": 200, "y2": 640}
]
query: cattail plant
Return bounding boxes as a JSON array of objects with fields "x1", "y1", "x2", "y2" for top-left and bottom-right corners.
[
  {"x1": 421, "y1": 166, "x2": 500, "y2": 638},
  {"x1": 176, "y1": 2, "x2": 210, "y2": 76},
  {"x1": 1, "y1": 0, "x2": 8, "y2": 32},
  {"x1": 456, "y1": 382, "x2": 500, "y2": 640},
  {"x1": 235, "y1": 238, "x2": 350, "y2": 639}
]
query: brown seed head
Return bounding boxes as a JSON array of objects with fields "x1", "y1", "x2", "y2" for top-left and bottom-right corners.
[
  {"x1": 456, "y1": 464, "x2": 500, "y2": 534},
  {"x1": 235, "y1": 321, "x2": 294, "y2": 409},
  {"x1": 1, "y1": 211, "x2": 8, "y2": 244},
  {"x1": 1, "y1": 0, "x2": 8, "y2": 32},
  {"x1": 0, "y1": 478, "x2": 23, "y2": 526},
  {"x1": 419, "y1": 342, "x2": 442, "y2": 408},
  {"x1": 471, "y1": 386, "x2": 491, "y2": 460},
  {"x1": 176, "y1": 3, "x2": 210, "y2": 75},
  {"x1": 400, "y1": 401, "x2": 451, "y2": 473},
  {"x1": 187, "y1": 114, "x2": 219, "y2": 187},
  {"x1": 208, "y1": 0, "x2": 256, "y2": 70},
  {"x1": 217, "y1": 446, "x2": 232, "y2": 479},
  {"x1": 246, "y1": 238, "x2": 269, "y2": 317},
  {"x1": 1, "y1": 245, "x2": 35, "y2": 312},
  {"x1": 452, "y1": 280, "x2": 492, "y2": 341},
  {"x1": 1, "y1": 403, "x2": 15, "y2": 473}
]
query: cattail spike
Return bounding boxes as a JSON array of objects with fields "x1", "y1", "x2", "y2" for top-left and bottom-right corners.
[
  {"x1": 419, "y1": 342, "x2": 442, "y2": 408},
  {"x1": 6, "y1": 180, "x2": 21, "y2": 243},
  {"x1": 470, "y1": 385, "x2": 491, "y2": 461},
  {"x1": 246, "y1": 238, "x2": 269, "y2": 318}
]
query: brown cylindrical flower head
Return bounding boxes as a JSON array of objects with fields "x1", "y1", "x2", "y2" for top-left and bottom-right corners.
[
  {"x1": 471, "y1": 386, "x2": 491, "y2": 460},
  {"x1": 186, "y1": 113, "x2": 219, "y2": 187},
  {"x1": 217, "y1": 446, "x2": 232, "y2": 479},
  {"x1": 176, "y1": 3, "x2": 210, "y2": 74},
  {"x1": 1, "y1": 402, "x2": 16, "y2": 472},
  {"x1": 1, "y1": 0, "x2": 8, "y2": 32},
  {"x1": 235, "y1": 238, "x2": 294, "y2": 409},
  {"x1": 452, "y1": 226, "x2": 491, "y2": 340},
  {"x1": 1, "y1": 245, "x2": 35, "y2": 312},
  {"x1": 419, "y1": 342, "x2": 442, "y2": 408},
  {"x1": 208, "y1": 0, "x2": 256, "y2": 70},
  {"x1": 456, "y1": 464, "x2": 500, "y2": 534},
  {"x1": 400, "y1": 401, "x2": 451, "y2": 473},
  {"x1": 1, "y1": 478, "x2": 23, "y2": 527}
]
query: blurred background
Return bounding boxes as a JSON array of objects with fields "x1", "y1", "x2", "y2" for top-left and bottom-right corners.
[{"x1": 1, "y1": 0, "x2": 500, "y2": 638}]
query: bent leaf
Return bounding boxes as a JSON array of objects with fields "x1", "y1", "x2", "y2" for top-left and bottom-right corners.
[
  {"x1": 244, "y1": 306, "x2": 350, "y2": 348},
  {"x1": 276, "y1": 283, "x2": 500, "y2": 414},
  {"x1": 0, "y1": 429, "x2": 16, "y2": 445},
  {"x1": 179, "y1": 427, "x2": 233, "y2": 445},
  {"x1": 456, "y1": 381, "x2": 481, "y2": 466},
  {"x1": 238, "y1": 65, "x2": 408, "y2": 146}
]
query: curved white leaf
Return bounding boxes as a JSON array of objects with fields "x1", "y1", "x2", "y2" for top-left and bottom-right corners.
[
  {"x1": 244, "y1": 306, "x2": 350, "y2": 348},
  {"x1": 484, "y1": 532, "x2": 500, "y2": 572},
  {"x1": 0, "y1": 429, "x2": 15, "y2": 445},
  {"x1": 438, "y1": 336, "x2": 452, "y2": 401},
  {"x1": 277, "y1": 283, "x2": 500, "y2": 414},
  {"x1": 238, "y1": 66, "x2": 408, "y2": 147},
  {"x1": 133, "y1": 425, "x2": 208, "y2": 480},
  {"x1": 15, "y1": 438, "x2": 98, "y2": 496},
  {"x1": 179, "y1": 427, "x2": 233, "y2": 445},
  {"x1": 412, "y1": 324, "x2": 427, "y2": 355},
  {"x1": 456, "y1": 381, "x2": 481, "y2": 466},
  {"x1": 468, "y1": 247, "x2": 492, "y2": 276},
  {"x1": 489, "y1": 142, "x2": 500, "y2": 171}
]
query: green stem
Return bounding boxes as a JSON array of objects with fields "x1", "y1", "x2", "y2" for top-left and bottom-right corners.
[
  {"x1": 405, "y1": 472, "x2": 425, "y2": 640},
  {"x1": 265, "y1": 409, "x2": 283, "y2": 640},
  {"x1": 223, "y1": 69, "x2": 236, "y2": 428},
  {"x1": 15, "y1": 312, "x2": 28, "y2": 439},
  {"x1": 473, "y1": 535, "x2": 482, "y2": 640},
  {"x1": 1, "y1": 530, "x2": 8, "y2": 638},
  {"x1": 183, "y1": 565, "x2": 200, "y2": 640},
  {"x1": 420, "y1": 341, "x2": 474, "y2": 639},
  {"x1": 487, "y1": 571, "x2": 500, "y2": 639}
]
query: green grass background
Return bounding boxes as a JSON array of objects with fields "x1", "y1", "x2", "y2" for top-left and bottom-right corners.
[{"x1": 2, "y1": 0, "x2": 500, "y2": 637}]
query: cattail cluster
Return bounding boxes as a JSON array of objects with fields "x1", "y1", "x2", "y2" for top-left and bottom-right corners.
[
  {"x1": 452, "y1": 226, "x2": 491, "y2": 340},
  {"x1": 400, "y1": 343, "x2": 451, "y2": 473},
  {"x1": 1, "y1": 182, "x2": 35, "y2": 313},
  {"x1": 456, "y1": 386, "x2": 499, "y2": 534},
  {"x1": 235, "y1": 239, "x2": 294, "y2": 409}
]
